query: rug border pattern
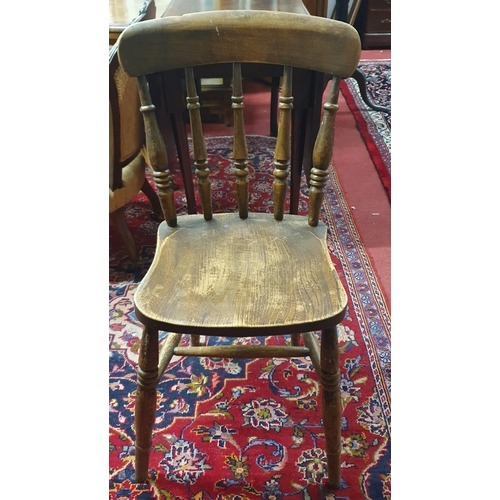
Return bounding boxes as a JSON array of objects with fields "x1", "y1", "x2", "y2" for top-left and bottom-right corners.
[{"x1": 340, "y1": 59, "x2": 391, "y2": 200}]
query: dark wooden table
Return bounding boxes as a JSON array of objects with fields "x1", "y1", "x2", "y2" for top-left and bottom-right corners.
[{"x1": 163, "y1": 0, "x2": 309, "y2": 16}]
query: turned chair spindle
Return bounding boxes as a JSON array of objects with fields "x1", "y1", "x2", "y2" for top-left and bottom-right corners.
[
  {"x1": 309, "y1": 76, "x2": 341, "y2": 227},
  {"x1": 232, "y1": 62, "x2": 250, "y2": 219},
  {"x1": 185, "y1": 66, "x2": 213, "y2": 220},
  {"x1": 137, "y1": 75, "x2": 177, "y2": 227},
  {"x1": 273, "y1": 65, "x2": 293, "y2": 221}
]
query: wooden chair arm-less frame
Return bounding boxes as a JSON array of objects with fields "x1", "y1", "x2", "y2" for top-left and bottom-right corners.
[{"x1": 118, "y1": 10, "x2": 360, "y2": 495}]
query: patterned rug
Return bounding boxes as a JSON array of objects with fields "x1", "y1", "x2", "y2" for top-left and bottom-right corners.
[
  {"x1": 340, "y1": 60, "x2": 391, "y2": 200},
  {"x1": 109, "y1": 136, "x2": 391, "y2": 499}
]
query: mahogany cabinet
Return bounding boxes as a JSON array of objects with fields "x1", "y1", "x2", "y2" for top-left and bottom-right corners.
[
  {"x1": 302, "y1": 0, "x2": 327, "y2": 16},
  {"x1": 355, "y1": 0, "x2": 391, "y2": 48}
]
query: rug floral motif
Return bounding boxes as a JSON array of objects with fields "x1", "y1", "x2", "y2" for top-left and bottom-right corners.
[
  {"x1": 340, "y1": 60, "x2": 391, "y2": 200},
  {"x1": 109, "y1": 136, "x2": 391, "y2": 499}
]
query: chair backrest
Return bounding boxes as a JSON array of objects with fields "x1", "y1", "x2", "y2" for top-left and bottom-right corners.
[{"x1": 117, "y1": 10, "x2": 361, "y2": 226}]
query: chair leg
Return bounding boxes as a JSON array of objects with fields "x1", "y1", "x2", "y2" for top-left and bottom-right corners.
[
  {"x1": 134, "y1": 326, "x2": 159, "y2": 482},
  {"x1": 319, "y1": 324, "x2": 342, "y2": 495},
  {"x1": 350, "y1": 68, "x2": 391, "y2": 114},
  {"x1": 110, "y1": 206, "x2": 137, "y2": 262},
  {"x1": 270, "y1": 76, "x2": 280, "y2": 137},
  {"x1": 141, "y1": 178, "x2": 163, "y2": 220}
]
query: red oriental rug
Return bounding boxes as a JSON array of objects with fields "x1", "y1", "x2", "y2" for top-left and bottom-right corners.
[
  {"x1": 109, "y1": 136, "x2": 391, "y2": 499},
  {"x1": 340, "y1": 61, "x2": 391, "y2": 200}
]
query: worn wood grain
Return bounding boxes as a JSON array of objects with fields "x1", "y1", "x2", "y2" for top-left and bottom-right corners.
[
  {"x1": 118, "y1": 11, "x2": 360, "y2": 78},
  {"x1": 134, "y1": 213, "x2": 347, "y2": 333},
  {"x1": 174, "y1": 345, "x2": 311, "y2": 358}
]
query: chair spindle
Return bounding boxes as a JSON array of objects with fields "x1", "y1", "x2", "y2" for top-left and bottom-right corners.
[
  {"x1": 273, "y1": 66, "x2": 293, "y2": 221},
  {"x1": 232, "y1": 63, "x2": 249, "y2": 219},
  {"x1": 308, "y1": 76, "x2": 340, "y2": 227},
  {"x1": 137, "y1": 75, "x2": 177, "y2": 227},
  {"x1": 185, "y1": 67, "x2": 212, "y2": 220}
]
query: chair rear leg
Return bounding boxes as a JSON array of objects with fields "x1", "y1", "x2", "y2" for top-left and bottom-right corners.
[
  {"x1": 319, "y1": 323, "x2": 342, "y2": 495},
  {"x1": 134, "y1": 326, "x2": 159, "y2": 482},
  {"x1": 141, "y1": 178, "x2": 163, "y2": 220},
  {"x1": 110, "y1": 206, "x2": 137, "y2": 262}
]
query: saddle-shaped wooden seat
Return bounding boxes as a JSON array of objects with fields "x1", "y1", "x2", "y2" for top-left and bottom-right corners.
[{"x1": 135, "y1": 212, "x2": 347, "y2": 332}]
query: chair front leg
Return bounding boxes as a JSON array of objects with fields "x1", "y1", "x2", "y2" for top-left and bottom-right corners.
[
  {"x1": 320, "y1": 323, "x2": 342, "y2": 494},
  {"x1": 134, "y1": 325, "x2": 159, "y2": 482}
]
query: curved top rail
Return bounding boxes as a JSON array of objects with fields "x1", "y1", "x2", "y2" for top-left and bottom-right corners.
[{"x1": 118, "y1": 10, "x2": 361, "y2": 78}]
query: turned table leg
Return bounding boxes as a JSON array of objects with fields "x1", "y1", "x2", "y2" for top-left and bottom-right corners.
[{"x1": 110, "y1": 206, "x2": 137, "y2": 262}]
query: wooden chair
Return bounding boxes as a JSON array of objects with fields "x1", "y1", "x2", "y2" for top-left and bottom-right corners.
[
  {"x1": 117, "y1": 10, "x2": 360, "y2": 494},
  {"x1": 109, "y1": 44, "x2": 162, "y2": 262}
]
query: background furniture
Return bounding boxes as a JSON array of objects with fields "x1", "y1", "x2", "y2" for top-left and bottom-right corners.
[
  {"x1": 328, "y1": 0, "x2": 391, "y2": 49},
  {"x1": 354, "y1": 0, "x2": 391, "y2": 49},
  {"x1": 328, "y1": 0, "x2": 361, "y2": 23},
  {"x1": 118, "y1": 10, "x2": 360, "y2": 494},
  {"x1": 331, "y1": 0, "x2": 390, "y2": 113},
  {"x1": 109, "y1": 2, "x2": 162, "y2": 261},
  {"x1": 109, "y1": 0, "x2": 157, "y2": 45},
  {"x1": 302, "y1": 0, "x2": 327, "y2": 16}
]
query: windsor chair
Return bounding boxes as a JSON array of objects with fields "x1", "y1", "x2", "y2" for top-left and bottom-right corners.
[{"x1": 118, "y1": 10, "x2": 360, "y2": 494}]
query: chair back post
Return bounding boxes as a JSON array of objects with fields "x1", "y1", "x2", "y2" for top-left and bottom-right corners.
[
  {"x1": 308, "y1": 75, "x2": 340, "y2": 227},
  {"x1": 232, "y1": 62, "x2": 249, "y2": 219},
  {"x1": 185, "y1": 66, "x2": 213, "y2": 220},
  {"x1": 273, "y1": 66, "x2": 293, "y2": 221},
  {"x1": 137, "y1": 75, "x2": 177, "y2": 227}
]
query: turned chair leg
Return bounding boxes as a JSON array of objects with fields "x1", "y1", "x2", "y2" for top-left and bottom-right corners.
[
  {"x1": 141, "y1": 178, "x2": 163, "y2": 220},
  {"x1": 320, "y1": 323, "x2": 342, "y2": 494},
  {"x1": 134, "y1": 326, "x2": 159, "y2": 482},
  {"x1": 110, "y1": 206, "x2": 138, "y2": 262}
]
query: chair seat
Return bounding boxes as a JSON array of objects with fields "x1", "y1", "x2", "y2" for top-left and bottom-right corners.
[{"x1": 134, "y1": 212, "x2": 348, "y2": 334}]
